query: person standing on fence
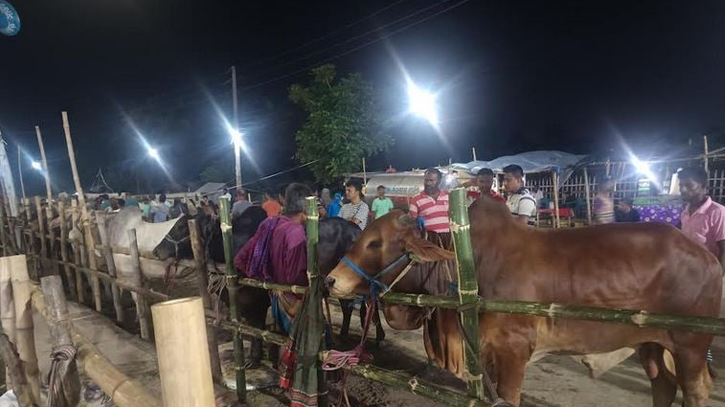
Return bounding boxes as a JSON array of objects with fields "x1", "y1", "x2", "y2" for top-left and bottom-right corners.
[
  {"x1": 502, "y1": 164, "x2": 537, "y2": 225},
  {"x1": 410, "y1": 168, "x2": 451, "y2": 247},
  {"x1": 338, "y1": 180, "x2": 370, "y2": 230},
  {"x1": 593, "y1": 179, "x2": 615, "y2": 225}
]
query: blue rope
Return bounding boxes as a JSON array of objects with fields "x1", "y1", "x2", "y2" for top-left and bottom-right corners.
[{"x1": 341, "y1": 253, "x2": 410, "y2": 300}]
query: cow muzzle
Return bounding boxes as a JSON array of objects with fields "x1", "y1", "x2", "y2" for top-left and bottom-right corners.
[{"x1": 326, "y1": 263, "x2": 362, "y2": 299}]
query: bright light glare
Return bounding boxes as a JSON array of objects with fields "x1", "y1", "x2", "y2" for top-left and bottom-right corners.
[
  {"x1": 31, "y1": 161, "x2": 42, "y2": 171},
  {"x1": 226, "y1": 124, "x2": 244, "y2": 149},
  {"x1": 148, "y1": 147, "x2": 160, "y2": 160},
  {"x1": 407, "y1": 83, "x2": 438, "y2": 126},
  {"x1": 630, "y1": 154, "x2": 657, "y2": 183}
]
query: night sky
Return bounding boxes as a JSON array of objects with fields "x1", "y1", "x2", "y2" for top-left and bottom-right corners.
[{"x1": 1, "y1": 0, "x2": 724, "y2": 195}]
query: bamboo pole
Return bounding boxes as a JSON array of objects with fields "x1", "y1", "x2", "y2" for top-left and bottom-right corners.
[
  {"x1": 151, "y1": 298, "x2": 215, "y2": 407},
  {"x1": 0, "y1": 203, "x2": 8, "y2": 256},
  {"x1": 583, "y1": 167, "x2": 593, "y2": 225},
  {"x1": 36, "y1": 126, "x2": 57, "y2": 268},
  {"x1": 61, "y1": 111, "x2": 102, "y2": 312},
  {"x1": 6, "y1": 255, "x2": 41, "y2": 403},
  {"x1": 128, "y1": 229, "x2": 152, "y2": 340},
  {"x1": 219, "y1": 196, "x2": 246, "y2": 401},
  {"x1": 0, "y1": 254, "x2": 16, "y2": 389},
  {"x1": 22, "y1": 198, "x2": 38, "y2": 280},
  {"x1": 17, "y1": 144, "x2": 26, "y2": 202},
  {"x1": 71, "y1": 199, "x2": 85, "y2": 303},
  {"x1": 552, "y1": 172, "x2": 560, "y2": 228},
  {"x1": 96, "y1": 212, "x2": 123, "y2": 323},
  {"x1": 704, "y1": 135, "x2": 709, "y2": 172},
  {"x1": 32, "y1": 287, "x2": 162, "y2": 407},
  {"x1": 0, "y1": 331, "x2": 38, "y2": 407},
  {"x1": 216, "y1": 317, "x2": 492, "y2": 407},
  {"x1": 34, "y1": 196, "x2": 47, "y2": 271},
  {"x1": 239, "y1": 277, "x2": 308, "y2": 294},
  {"x1": 40, "y1": 276, "x2": 81, "y2": 407},
  {"x1": 188, "y1": 219, "x2": 223, "y2": 383},
  {"x1": 58, "y1": 201, "x2": 76, "y2": 300},
  {"x1": 449, "y1": 188, "x2": 484, "y2": 400}
]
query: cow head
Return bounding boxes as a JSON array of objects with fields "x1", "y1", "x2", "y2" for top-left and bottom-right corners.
[
  {"x1": 152, "y1": 215, "x2": 192, "y2": 260},
  {"x1": 326, "y1": 209, "x2": 454, "y2": 298}
]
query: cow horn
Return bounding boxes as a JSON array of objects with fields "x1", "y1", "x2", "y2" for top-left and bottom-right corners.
[{"x1": 397, "y1": 214, "x2": 416, "y2": 228}]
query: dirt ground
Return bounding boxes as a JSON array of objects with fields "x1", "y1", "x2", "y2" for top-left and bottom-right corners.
[{"x1": 28, "y1": 275, "x2": 725, "y2": 407}]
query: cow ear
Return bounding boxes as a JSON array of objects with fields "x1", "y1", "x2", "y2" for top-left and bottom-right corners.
[{"x1": 404, "y1": 235, "x2": 455, "y2": 262}]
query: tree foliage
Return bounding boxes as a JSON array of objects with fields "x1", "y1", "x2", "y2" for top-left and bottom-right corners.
[{"x1": 289, "y1": 65, "x2": 391, "y2": 184}]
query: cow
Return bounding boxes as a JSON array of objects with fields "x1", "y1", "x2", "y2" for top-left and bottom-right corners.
[{"x1": 326, "y1": 196, "x2": 722, "y2": 407}]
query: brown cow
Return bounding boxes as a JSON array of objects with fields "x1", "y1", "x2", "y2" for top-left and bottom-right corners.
[{"x1": 326, "y1": 196, "x2": 722, "y2": 407}]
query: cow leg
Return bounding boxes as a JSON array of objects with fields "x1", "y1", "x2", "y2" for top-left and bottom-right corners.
[
  {"x1": 237, "y1": 287, "x2": 270, "y2": 368},
  {"x1": 373, "y1": 306, "x2": 385, "y2": 344},
  {"x1": 490, "y1": 345, "x2": 528, "y2": 407},
  {"x1": 339, "y1": 299, "x2": 353, "y2": 339},
  {"x1": 640, "y1": 343, "x2": 677, "y2": 407},
  {"x1": 672, "y1": 341, "x2": 713, "y2": 407}
]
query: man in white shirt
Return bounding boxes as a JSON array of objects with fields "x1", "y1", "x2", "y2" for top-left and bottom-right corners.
[{"x1": 503, "y1": 164, "x2": 537, "y2": 225}]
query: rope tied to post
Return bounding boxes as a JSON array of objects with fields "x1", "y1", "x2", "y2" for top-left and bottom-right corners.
[{"x1": 47, "y1": 344, "x2": 79, "y2": 407}]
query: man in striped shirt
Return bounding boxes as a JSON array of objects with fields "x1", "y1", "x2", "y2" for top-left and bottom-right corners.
[{"x1": 409, "y1": 168, "x2": 450, "y2": 246}]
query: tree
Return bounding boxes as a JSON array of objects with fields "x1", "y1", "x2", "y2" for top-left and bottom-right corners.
[{"x1": 289, "y1": 64, "x2": 392, "y2": 184}]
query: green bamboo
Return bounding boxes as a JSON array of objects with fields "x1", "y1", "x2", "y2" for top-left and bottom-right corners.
[
  {"x1": 220, "y1": 197, "x2": 246, "y2": 402},
  {"x1": 449, "y1": 188, "x2": 484, "y2": 399},
  {"x1": 213, "y1": 317, "x2": 491, "y2": 407},
  {"x1": 238, "y1": 277, "x2": 308, "y2": 294},
  {"x1": 305, "y1": 196, "x2": 319, "y2": 279}
]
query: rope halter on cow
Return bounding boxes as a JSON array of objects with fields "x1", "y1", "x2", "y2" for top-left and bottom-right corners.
[
  {"x1": 162, "y1": 234, "x2": 190, "y2": 259},
  {"x1": 340, "y1": 253, "x2": 416, "y2": 300}
]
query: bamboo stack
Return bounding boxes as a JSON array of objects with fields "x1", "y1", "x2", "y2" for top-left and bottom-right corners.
[{"x1": 219, "y1": 197, "x2": 246, "y2": 401}]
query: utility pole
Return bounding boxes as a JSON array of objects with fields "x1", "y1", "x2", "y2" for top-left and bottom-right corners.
[{"x1": 231, "y1": 66, "x2": 242, "y2": 190}]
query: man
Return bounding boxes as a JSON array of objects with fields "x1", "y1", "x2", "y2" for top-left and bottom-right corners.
[
  {"x1": 678, "y1": 166, "x2": 724, "y2": 374},
  {"x1": 231, "y1": 189, "x2": 253, "y2": 219},
  {"x1": 679, "y1": 167, "x2": 725, "y2": 267},
  {"x1": 502, "y1": 164, "x2": 537, "y2": 225},
  {"x1": 150, "y1": 193, "x2": 170, "y2": 223},
  {"x1": 593, "y1": 180, "x2": 615, "y2": 225},
  {"x1": 338, "y1": 180, "x2": 369, "y2": 230},
  {"x1": 467, "y1": 168, "x2": 505, "y2": 204},
  {"x1": 262, "y1": 191, "x2": 282, "y2": 218},
  {"x1": 615, "y1": 198, "x2": 640, "y2": 222},
  {"x1": 371, "y1": 185, "x2": 394, "y2": 219},
  {"x1": 410, "y1": 168, "x2": 450, "y2": 236},
  {"x1": 532, "y1": 185, "x2": 544, "y2": 206},
  {"x1": 235, "y1": 183, "x2": 312, "y2": 336}
]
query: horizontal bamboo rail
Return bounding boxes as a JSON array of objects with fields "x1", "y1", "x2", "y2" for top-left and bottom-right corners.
[
  {"x1": 240, "y1": 277, "x2": 725, "y2": 336},
  {"x1": 209, "y1": 315, "x2": 492, "y2": 407}
]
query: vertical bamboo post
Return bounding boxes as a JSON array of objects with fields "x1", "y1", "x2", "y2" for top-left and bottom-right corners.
[
  {"x1": 0, "y1": 203, "x2": 8, "y2": 256},
  {"x1": 62, "y1": 112, "x2": 102, "y2": 312},
  {"x1": 17, "y1": 144, "x2": 26, "y2": 202},
  {"x1": 40, "y1": 275, "x2": 81, "y2": 407},
  {"x1": 36, "y1": 126, "x2": 57, "y2": 263},
  {"x1": 583, "y1": 167, "x2": 593, "y2": 226},
  {"x1": 23, "y1": 198, "x2": 38, "y2": 279},
  {"x1": 449, "y1": 189, "x2": 484, "y2": 400},
  {"x1": 220, "y1": 197, "x2": 246, "y2": 401},
  {"x1": 128, "y1": 229, "x2": 152, "y2": 341},
  {"x1": 58, "y1": 201, "x2": 77, "y2": 300},
  {"x1": 151, "y1": 297, "x2": 215, "y2": 407},
  {"x1": 472, "y1": 147, "x2": 477, "y2": 161},
  {"x1": 704, "y1": 135, "x2": 709, "y2": 173},
  {"x1": 34, "y1": 196, "x2": 47, "y2": 268},
  {"x1": 7, "y1": 254, "x2": 41, "y2": 403},
  {"x1": 553, "y1": 172, "x2": 561, "y2": 228},
  {"x1": 0, "y1": 254, "x2": 16, "y2": 389},
  {"x1": 96, "y1": 212, "x2": 123, "y2": 323},
  {"x1": 188, "y1": 219, "x2": 223, "y2": 383},
  {"x1": 71, "y1": 199, "x2": 85, "y2": 303}
]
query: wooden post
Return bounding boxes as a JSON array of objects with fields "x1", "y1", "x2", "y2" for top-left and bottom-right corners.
[
  {"x1": 61, "y1": 111, "x2": 102, "y2": 312},
  {"x1": 151, "y1": 297, "x2": 215, "y2": 407},
  {"x1": 6, "y1": 255, "x2": 41, "y2": 403},
  {"x1": 188, "y1": 219, "x2": 223, "y2": 383},
  {"x1": 552, "y1": 172, "x2": 561, "y2": 228},
  {"x1": 40, "y1": 275, "x2": 81, "y2": 407},
  {"x1": 58, "y1": 202, "x2": 76, "y2": 300},
  {"x1": 71, "y1": 199, "x2": 85, "y2": 303},
  {"x1": 583, "y1": 167, "x2": 593, "y2": 225},
  {"x1": 472, "y1": 147, "x2": 477, "y2": 161},
  {"x1": 362, "y1": 157, "x2": 367, "y2": 187},
  {"x1": 36, "y1": 126, "x2": 57, "y2": 261},
  {"x1": 96, "y1": 212, "x2": 123, "y2": 323},
  {"x1": 0, "y1": 253, "x2": 16, "y2": 389},
  {"x1": 449, "y1": 189, "x2": 484, "y2": 400},
  {"x1": 34, "y1": 196, "x2": 47, "y2": 268},
  {"x1": 17, "y1": 144, "x2": 26, "y2": 202},
  {"x1": 704, "y1": 135, "x2": 710, "y2": 173},
  {"x1": 23, "y1": 198, "x2": 38, "y2": 279},
  {"x1": 220, "y1": 197, "x2": 246, "y2": 401},
  {"x1": 127, "y1": 229, "x2": 152, "y2": 340}
]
